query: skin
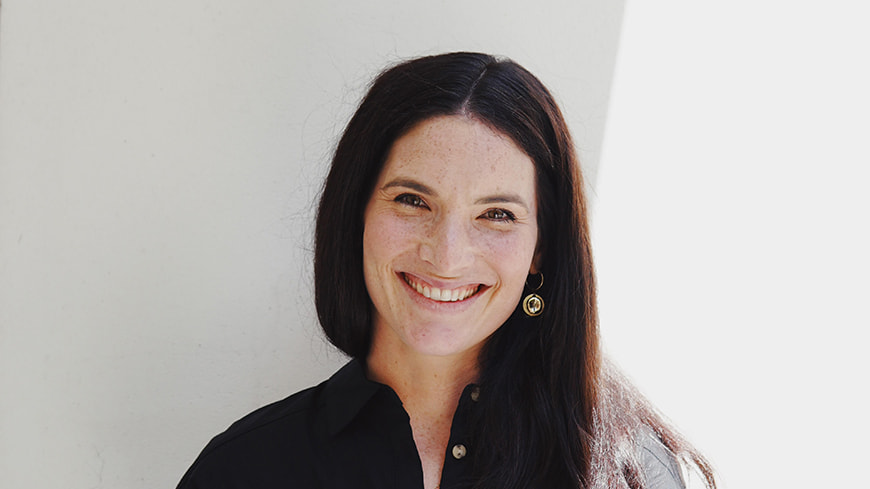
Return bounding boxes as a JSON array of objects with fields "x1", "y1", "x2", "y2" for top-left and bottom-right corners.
[{"x1": 363, "y1": 115, "x2": 540, "y2": 489}]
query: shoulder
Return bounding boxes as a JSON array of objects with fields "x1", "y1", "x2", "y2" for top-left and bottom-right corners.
[
  {"x1": 200, "y1": 383, "x2": 322, "y2": 456},
  {"x1": 176, "y1": 383, "x2": 325, "y2": 488},
  {"x1": 638, "y1": 431, "x2": 685, "y2": 489},
  {"x1": 593, "y1": 361, "x2": 687, "y2": 489},
  {"x1": 176, "y1": 360, "x2": 382, "y2": 489}
]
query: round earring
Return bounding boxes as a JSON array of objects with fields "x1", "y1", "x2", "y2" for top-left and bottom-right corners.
[{"x1": 522, "y1": 272, "x2": 544, "y2": 317}]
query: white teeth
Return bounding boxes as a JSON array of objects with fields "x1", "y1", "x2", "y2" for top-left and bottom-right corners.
[{"x1": 404, "y1": 275, "x2": 479, "y2": 302}]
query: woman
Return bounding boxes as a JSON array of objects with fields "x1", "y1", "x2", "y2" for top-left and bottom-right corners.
[{"x1": 177, "y1": 52, "x2": 716, "y2": 489}]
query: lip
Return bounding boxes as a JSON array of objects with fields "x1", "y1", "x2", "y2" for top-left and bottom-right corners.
[{"x1": 399, "y1": 272, "x2": 488, "y2": 307}]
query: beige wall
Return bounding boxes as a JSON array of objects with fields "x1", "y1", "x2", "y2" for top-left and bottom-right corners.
[{"x1": 0, "y1": 1, "x2": 625, "y2": 487}]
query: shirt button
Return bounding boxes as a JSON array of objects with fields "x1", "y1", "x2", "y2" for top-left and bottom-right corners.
[
  {"x1": 452, "y1": 444, "x2": 467, "y2": 460},
  {"x1": 470, "y1": 386, "x2": 480, "y2": 402}
]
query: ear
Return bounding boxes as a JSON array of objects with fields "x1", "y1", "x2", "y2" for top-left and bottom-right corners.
[
  {"x1": 529, "y1": 251, "x2": 543, "y2": 275},
  {"x1": 529, "y1": 234, "x2": 545, "y2": 274}
]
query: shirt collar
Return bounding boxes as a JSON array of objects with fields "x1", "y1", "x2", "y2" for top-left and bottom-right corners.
[{"x1": 321, "y1": 359, "x2": 385, "y2": 436}]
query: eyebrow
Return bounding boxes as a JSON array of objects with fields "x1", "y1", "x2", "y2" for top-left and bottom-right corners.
[
  {"x1": 475, "y1": 194, "x2": 530, "y2": 211},
  {"x1": 381, "y1": 178, "x2": 437, "y2": 197}
]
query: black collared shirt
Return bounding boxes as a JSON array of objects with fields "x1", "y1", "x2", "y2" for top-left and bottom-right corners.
[
  {"x1": 177, "y1": 360, "x2": 478, "y2": 489},
  {"x1": 177, "y1": 361, "x2": 685, "y2": 489}
]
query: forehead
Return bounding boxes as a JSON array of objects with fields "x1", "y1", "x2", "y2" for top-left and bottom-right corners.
[{"x1": 379, "y1": 116, "x2": 536, "y2": 193}]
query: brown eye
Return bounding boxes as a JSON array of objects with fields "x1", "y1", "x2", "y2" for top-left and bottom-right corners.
[
  {"x1": 482, "y1": 208, "x2": 516, "y2": 222},
  {"x1": 395, "y1": 193, "x2": 428, "y2": 209}
]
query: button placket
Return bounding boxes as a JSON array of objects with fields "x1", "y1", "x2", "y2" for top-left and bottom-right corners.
[
  {"x1": 440, "y1": 385, "x2": 478, "y2": 488},
  {"x1": 449, "y1": 385, "x2": 477, "y2": 461}
]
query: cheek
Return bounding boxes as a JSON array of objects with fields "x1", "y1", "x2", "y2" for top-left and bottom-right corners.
[
  {"x1": 479, "y1": 230, "x2": 538, "y2": 279},
  {"x1": 363, "y1": 212, "x2": 416, "y2": 269}
]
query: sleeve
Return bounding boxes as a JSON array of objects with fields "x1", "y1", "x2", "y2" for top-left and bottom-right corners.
[{"x1": 639, "y1": 434, "x2": 686, "y2": 489}]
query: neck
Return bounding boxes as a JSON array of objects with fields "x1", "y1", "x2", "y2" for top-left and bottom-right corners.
[
  {"x1": 366, "y1": 337, "x2": 480, "y2": 489},
  {"x1": 366, "y1": 341, "x2": 479, "y2": 411}
]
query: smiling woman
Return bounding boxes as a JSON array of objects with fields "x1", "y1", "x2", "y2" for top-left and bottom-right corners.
[
  {"x1": 361, "y1": 116, "x2": 542, "y2": 485},
  {"x1": 363, "y1": 116, "x2": 539, "y2": 362},
  {"x1": 176, "y1": 52, "x2": 716, "y2": 489}
]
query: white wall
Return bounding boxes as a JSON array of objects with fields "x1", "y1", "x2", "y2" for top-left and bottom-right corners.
[
  {"x1": 0, "y1": 1, "x2": 625, "y2": 487},
  {"x1": 595, "y1": 1, "x2": 869, "y2": 488}
]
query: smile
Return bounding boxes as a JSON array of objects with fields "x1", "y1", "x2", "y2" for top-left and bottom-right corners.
[{"x1": 402, "y1": 273, "x2": 482, "y2": 302}]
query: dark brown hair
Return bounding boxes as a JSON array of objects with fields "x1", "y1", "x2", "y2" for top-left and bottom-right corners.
[{"x1": 314, "y1": 52, "x2": 714, "y2": 489}]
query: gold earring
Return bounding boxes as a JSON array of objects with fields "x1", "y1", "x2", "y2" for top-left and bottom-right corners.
[{"x1": 522, "y1": 272, "x2": 544, "y2": 317}]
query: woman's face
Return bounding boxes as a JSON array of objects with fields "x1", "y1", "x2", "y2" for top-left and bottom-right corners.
[{"x1": 362, "y1": 115, "x2": 539, "y2": 362}]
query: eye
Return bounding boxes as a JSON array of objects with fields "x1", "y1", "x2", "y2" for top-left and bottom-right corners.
[
  {"x1": 481, "y1": 208, "x2": 516, "y2": 222},
  {"x1": 395, "y1": 193, "x2": 429, "y2": 209}
]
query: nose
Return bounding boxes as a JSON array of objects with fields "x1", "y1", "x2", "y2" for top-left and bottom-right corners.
[{"x1": 419, "y1": 213, "x2": 475, "y2": 275}]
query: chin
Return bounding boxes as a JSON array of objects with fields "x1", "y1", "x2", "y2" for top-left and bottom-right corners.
[{"x1": 401, "y1": 326, "x2": 488, "y2": 360}]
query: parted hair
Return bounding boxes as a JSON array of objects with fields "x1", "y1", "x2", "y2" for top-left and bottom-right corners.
[{"x1": 314, "y1": 52, "x2": 715, "y2": 489}]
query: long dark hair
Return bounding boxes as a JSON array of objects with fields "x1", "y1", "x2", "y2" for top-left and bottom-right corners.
[{"x1": 315, "y1": 52, "x2": 715, "y2": 489}]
